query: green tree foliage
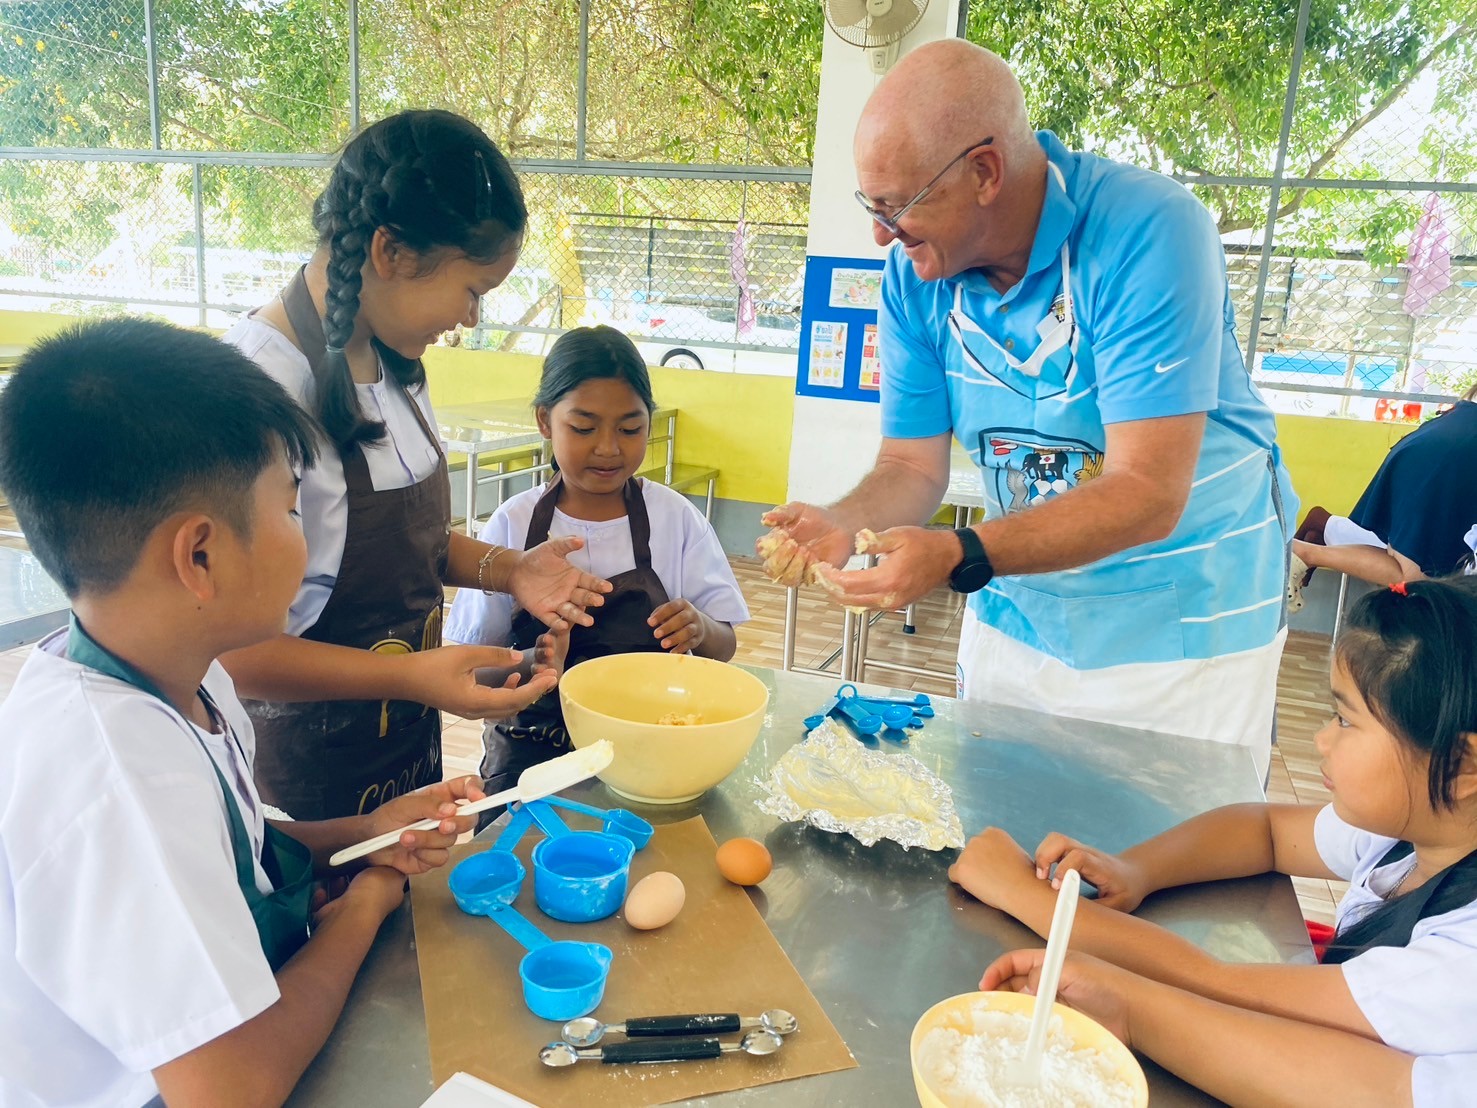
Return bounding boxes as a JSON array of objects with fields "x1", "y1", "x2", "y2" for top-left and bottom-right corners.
[
  {"x1": 0, "y1": 0, "x2": 820, "y2": 254},
  {"x1": 967, "y1": 0, "x2": 1477, "y2": 253}
]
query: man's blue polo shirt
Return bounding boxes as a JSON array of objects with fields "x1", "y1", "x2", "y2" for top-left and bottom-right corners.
[{"x1": 880, "y1": 131, "x2": 1297, "y2": 668}]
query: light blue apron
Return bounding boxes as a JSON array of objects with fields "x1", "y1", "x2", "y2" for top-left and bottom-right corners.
[{"x1": 946, "y1": 166, "x2": 1292, "y2": 670}]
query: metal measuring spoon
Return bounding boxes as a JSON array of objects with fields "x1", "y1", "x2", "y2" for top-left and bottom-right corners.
[
  {"x1": 561, "y1": 1008, "x2": 799, "y2": 1048},
  {"x1": 540, "y1": 1029, "x2": 785, "y2": 1067}
]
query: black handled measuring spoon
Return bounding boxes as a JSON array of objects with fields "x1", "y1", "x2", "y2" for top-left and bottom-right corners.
[
  {"x1": 539, "y1": 1029, "x2": 785, "y2": 1067},
  {"x1": 560, "y1": 1008, "x2": 798, "y2": 1048}
]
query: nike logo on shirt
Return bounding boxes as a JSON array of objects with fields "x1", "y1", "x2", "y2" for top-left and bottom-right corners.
[{"x1": 1154, "y1": 359, "x2": 1187, "y2": 374}]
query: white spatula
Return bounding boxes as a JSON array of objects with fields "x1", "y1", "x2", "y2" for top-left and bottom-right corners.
[
  {"x1": 328, "y1": 740, "x2": 615, "y2": 868},
  {"x1": 1008, "y1": 866, "x2": 1082, "y2": 1087}
]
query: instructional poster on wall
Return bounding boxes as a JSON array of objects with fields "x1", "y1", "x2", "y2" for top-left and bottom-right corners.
[
  {"x1": 828, "y1": 268, "x2": 882, "y2": 311},
  {"x1": 859, "y1": 324, "x2": 882, "y2": 390},
  {"x1": 807, "y1": 320, "x2": 848, "y2": 388},
  {"x1": 795, "y1": 255, "x2": 886, "y2": 402}
]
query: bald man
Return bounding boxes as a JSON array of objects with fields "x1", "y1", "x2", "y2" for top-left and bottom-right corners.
[{"x1": 762, "y1": 41, "x2": 1297, "y2": 779}]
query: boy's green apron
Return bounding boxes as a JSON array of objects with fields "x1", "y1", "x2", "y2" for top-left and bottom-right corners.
[{"x1": 66, "y1": 615, "x2": 312, "y2": 971}]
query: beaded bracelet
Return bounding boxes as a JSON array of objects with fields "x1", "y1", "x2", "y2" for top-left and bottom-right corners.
[{"x1": 477, "y1": 546, "x2": 517, "y2": 594}]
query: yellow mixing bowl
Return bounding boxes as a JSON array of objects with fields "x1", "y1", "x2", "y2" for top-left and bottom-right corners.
[
  {"x1": 910, "y1": 991, "x2": 1148, "y2": 1107},
  {"x1": 557, "y1": 653, "x2": 770, "y2": 804}
]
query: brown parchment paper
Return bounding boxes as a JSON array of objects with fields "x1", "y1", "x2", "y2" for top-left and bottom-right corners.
[{"x1": 412, "y1": 816, "x2": 856, "y2": 1106}]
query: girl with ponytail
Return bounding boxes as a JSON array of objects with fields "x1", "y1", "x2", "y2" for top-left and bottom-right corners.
[
  {"x1": 950, "y1": 575, "x2": 1477, "y2": 1105},
  {"x1": 221, "y1": 109, "x2": 609, "y2": 821}
]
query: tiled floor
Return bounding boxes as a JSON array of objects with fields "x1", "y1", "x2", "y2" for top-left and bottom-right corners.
[{"x1": 0, "y1": 547, "x2": 1344, "y2": 924}]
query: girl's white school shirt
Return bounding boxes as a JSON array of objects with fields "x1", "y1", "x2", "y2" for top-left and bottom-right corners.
[
  {"x1": 1315, "y1": 804, "x2": 1477, "y2": 1107},
  {"x1": 445, "y1": 478, "x2": 749, "y2": 646},
  {"x1": 0, "y1": 631, "x2": 278, "y2": 1108},
  {"x1": 223, "y1": 315, "x2": 443, "y2": 636}
]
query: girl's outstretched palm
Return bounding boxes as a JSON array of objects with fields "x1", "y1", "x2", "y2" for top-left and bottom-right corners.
[{"x1": 508, "y1": 536, "x2": 611, "y2": 629}]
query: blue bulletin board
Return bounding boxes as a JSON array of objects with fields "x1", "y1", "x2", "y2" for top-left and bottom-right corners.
[{"x1": 794, "y1": 255, "x2": 887, "y2": 403}]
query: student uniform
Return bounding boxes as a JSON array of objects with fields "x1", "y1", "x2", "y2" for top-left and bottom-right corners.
[
  {"x1": 1345, "y1": 400, "x2": 1477, "y2": 578},
  {"x1": 223, "y1": 269, "x2": 451, "y2": 819},
  {"x1": 0, "y1": 622, "x2": 310, "y2": 1108},
  {"x1": 446, "y1": 477, "x2": 748, "y2": 789},
  {"x1": 1315, "y1": 805, "x2": 1477, "y2": 1107}
]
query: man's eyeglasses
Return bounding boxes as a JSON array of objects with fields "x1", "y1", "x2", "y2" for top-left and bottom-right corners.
[{"x1": 854, "y1": 136, "x2": 994, "y2": 235}]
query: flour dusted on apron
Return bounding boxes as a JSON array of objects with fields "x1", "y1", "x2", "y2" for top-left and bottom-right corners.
[{"x1": 245, "y1": 268, "x2": 451, "y2": 819}]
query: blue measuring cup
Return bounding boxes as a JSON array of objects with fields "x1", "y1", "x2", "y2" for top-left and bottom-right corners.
[
  {"x1": 539, "y1": 795, "x2": 655, "y2": 850},
  {"x1": 833, "y1": 695, "x2": 884, "y2": 735},
  {"x1": 848, "y1": 690, "x2": 932, "y2": 707},
  {"x1": 492, "y1": 804, "x2": 538, "y2": 852},
  {"x1": 532, "y1": 830, "x2": 636, "y2": 923},
  {"x1": 448, "y1": 849, "x2": 614, "y2": 1021}
]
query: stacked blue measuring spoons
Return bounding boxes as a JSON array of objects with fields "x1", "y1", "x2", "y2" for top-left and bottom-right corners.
[
  {"x1": 447, "y1": 795, "x2": 654, "y2": 1021},
  {"x1": 803, "y1": 682, "x2": 934, "y2": 741}
]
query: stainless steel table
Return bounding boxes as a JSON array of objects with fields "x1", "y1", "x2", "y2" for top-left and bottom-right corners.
[
  {"x1": 0, "y1": 547, "x2": 68, "y2": 649},
  {"x1": 290, "y1": 666, "x2": 1307, "y2": 1107}
]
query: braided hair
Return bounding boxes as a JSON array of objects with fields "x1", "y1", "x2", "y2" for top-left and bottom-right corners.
[{"x1": 310, "y1": 109, "x2": 526, "y2": 450}]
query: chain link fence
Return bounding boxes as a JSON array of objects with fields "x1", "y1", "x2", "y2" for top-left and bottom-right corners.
[
  {"x1": 1, "y1": 0, "x2": 1474, "y2": 407},
  {"x1": 1221, "y1": 182, "x2": 1477, "y2": 419},
  {"x1": 461, "y1": 172, "x2": 807, "y2": 374},
  {"x1": 1183, "y1": 15, "x2": 1477, "y2": 419}
]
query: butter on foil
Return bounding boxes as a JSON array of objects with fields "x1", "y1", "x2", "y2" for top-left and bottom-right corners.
[{"x1": 755, "y1": 719, "x2": 965, "y2": 850}]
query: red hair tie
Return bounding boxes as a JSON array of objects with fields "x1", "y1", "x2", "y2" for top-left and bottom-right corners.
[{"x1": 1390, "y1": 581, "x2": 1409, "y2": 596}]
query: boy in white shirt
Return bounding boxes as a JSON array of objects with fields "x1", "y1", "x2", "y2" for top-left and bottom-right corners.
[{"x1": 0, "y1": 320, "x2": 485, "y2": 1107}]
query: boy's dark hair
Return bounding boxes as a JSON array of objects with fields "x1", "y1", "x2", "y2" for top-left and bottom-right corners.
[
  {"x1": 0, "y1": 318, "x2": 318, "y2": 598},
  {"x1": 1324, "y1": 574, "x2": 1477, "y2": 964},
  {"x1": 312, "y1": 109, "x2": 526, "y2": 451},
  {"x1": 533, "y1": 325, "x2": 656, "y2": 416}
]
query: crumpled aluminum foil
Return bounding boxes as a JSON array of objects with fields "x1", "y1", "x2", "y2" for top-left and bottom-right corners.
[{"x1": 754, "y1": 720, "x2": 965, "y2": 851}]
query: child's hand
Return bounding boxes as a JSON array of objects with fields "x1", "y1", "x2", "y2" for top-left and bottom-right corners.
[
  {"x1": 313, "y1": 866, "x2": 407, "y2": 928},
  {"x1": 649, "y1": 599, "x2": 705, "y2": 654},
  {"x1": 534, "y1": 625, "x2": 570, "y2": 677},
  {"x1": 1034, "y1": 832, "x2": 1149, "y2": 912},
  {"x1": 404, "y1": 644, "x2": 557, "y2": 719},
  {"x1": 947, "y1": 827, "x2": 1042, "y2": 914},
  {"x1": 981, "y1": 949, "x2": 1134, "y2": 1046},
  {"x1": 509, "y1": 537, "x2": 611, "y2": 630},
  {"x1": 362, "y1": 775, "x2": 486, "y2": 876}
]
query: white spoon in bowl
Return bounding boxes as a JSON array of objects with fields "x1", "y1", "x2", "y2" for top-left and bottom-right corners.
[{"x1": 1007, "y1": 866, "x2": 1082, "y2": 1087}]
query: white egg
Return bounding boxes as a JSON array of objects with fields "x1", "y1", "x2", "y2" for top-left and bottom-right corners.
[{"x1": 623, "y1": 871, "x2": 686, "y2": 931}]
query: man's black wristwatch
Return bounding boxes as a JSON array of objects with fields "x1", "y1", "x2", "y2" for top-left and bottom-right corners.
[{"x1": 948, "y1": 527, "x2": 995, "y2": 593}]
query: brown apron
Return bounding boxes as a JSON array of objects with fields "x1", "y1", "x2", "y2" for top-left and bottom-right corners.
[
  {"x1": 245, "y1": 267, "x2": 451, "y2": 820},
  {"x1": 483, "y1": 475, "x2": 668, "y2": 790}
]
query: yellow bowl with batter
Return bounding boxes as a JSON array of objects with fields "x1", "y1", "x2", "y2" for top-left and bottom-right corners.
[{"x1": 558, "y1": 652, "x2": 770, "y2": 804}]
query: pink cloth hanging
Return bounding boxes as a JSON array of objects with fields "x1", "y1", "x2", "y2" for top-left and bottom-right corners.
[
  {"x1": 1403, "y1": 192, "x2": 1453, "y2": 317},
  {"x1": 729, "y1": 220, "x2": 756, "y2": 339}
]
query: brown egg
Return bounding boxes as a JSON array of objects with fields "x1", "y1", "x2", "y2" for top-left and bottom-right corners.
[
  {"x1": 716, "y1": 837, "x2": 772, "y2": 886},
  {"x1": 624, "y1": 871, "x2": 686, "y2": 930}
]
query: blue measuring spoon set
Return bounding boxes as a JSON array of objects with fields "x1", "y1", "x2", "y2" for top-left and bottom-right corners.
[
  {"x1": 447, "y1": 795, "x2": 656, "y2": 1021},
  {"x1": 803, "y1": 683, "x2": 934, "y2": 740}
]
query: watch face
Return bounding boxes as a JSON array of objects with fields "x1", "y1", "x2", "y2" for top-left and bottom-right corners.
[{"x1": 950, "y1": 560, "x2": 993, "y2": 593}]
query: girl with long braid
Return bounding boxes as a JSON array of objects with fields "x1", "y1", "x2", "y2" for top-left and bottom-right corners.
[{"x1": 222, "y1": 110, "x2": 609, "y2": 820}]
